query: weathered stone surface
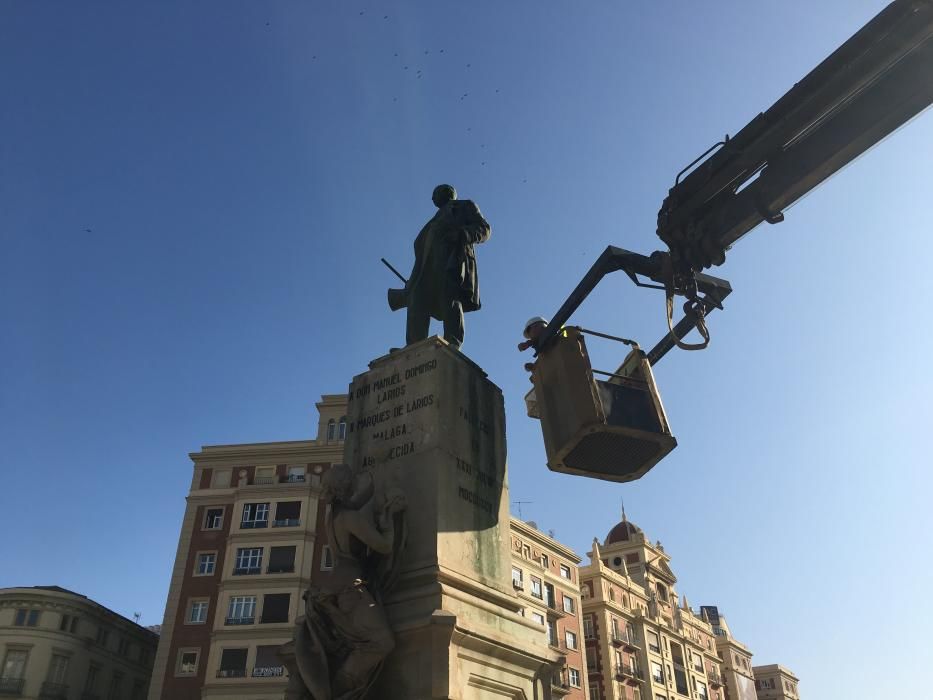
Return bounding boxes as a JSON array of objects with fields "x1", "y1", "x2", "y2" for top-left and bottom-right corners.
[{"x1": 343, "y1": 336, "x2": 559, "y2": 699}]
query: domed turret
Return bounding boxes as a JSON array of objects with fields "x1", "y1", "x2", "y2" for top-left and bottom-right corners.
[{"x1": 604, "y1": 519, "x2": 642, "y2": 545}]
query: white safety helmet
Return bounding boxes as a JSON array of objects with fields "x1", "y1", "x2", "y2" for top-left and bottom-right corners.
[{"x1": 523, "y1": 316, "x2": 549, "y2": 339}]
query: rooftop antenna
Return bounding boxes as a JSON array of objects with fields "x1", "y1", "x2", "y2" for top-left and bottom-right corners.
[
  {"x1": 512, "y1": 500, "x2": 533, "y2": 520},
  {"x1": 133, "y1": 612, "x2": 141, "y2": 624}
]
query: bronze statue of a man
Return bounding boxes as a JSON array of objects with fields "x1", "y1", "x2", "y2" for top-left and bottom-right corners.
[{"x1": 388, "y1": 184, "x2": 490, "y2": 350}]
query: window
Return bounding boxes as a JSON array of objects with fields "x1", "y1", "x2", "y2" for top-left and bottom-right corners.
[
  {"x1": 139, "y1": 647, "x2": 151, "y2": 667},
  {"x1": 196, "y1": 552, "x2": 216, "y2": 575},
  {"x1": 692, "y1": 652, "x2": 703, "y2": 671},
  {"x1": 321, "y1": 544, "x2": 334, "y2": 570},
  {"x1": 254, "y1": 645, "x2": 285, "y2": 677},
  {"x1": 531, "y1": 612, "x2": 545, "y2": 626},
  {"x1": 2, "y1": 649, "x2": 28, "y2": 680},
  {"x1": 117, "y1": 637, "x2": 130, "y2": 656},
  {"x1": 559, "y1": 564, "x2": 571, "y2": 580},
  {"x1": 338, "y1": 416, "x2": 347, "y2": 441},
  {"x1": 131, "y1": 679, "x2": 147, "y2": 700},
  {"x1": 326, "y1": 419, "x2": 336, "y2": 441},
  {"x1": 530, "y1": 576, "x2": 542, "y2": 599},
  {"x1": 218, "y1": 648, "x2": 248, "y2": 678},
  {"x1": 544, "y1": 582, "x2": 556, "y2": 609},
  {"x1": 568, "y1": 668, "x2": 580, "y2": 687},
  {"x1": 268, "y1": 545, "x2": 296, "y2": 573},
  {"x1": 15, "y1": 609, "x2": 40, "y2": 626},
  {"x1": 96, "y1": 626, "x2": 110, "y2": 647},
  {"x1": 562, "y1": 595, "x2": 575, "y2": 614},
  {"x1": 697, "y1": 680, "x2": 708, "y2": 700},
  {"x1": 651, "y1": 661, "x2": 664, "y2": 683},
  {"x1": 175, "y1": 649, "x2": 198, "y2": 677},
  {"x1": 59, "y1": 613, "x2": 79, "y2": 633},
  {"x1": 647, "y1": 630, "x2": 660, "y2": 653},
  {"x1": 540, "y1": 553, "x2": 549, "y2": 569},
  {"x1": 287, "y1": 465, "x2": 306, "y2": 483},
  {"x1": 581, "y1": 583, "x2": 591, "y2": 599},
  {"x1": 565, "y1": 631, "x2": 577, "y2": 649},
  {"x1": 241, "y1": 502, "x2": 269, "y2": 528},
  {"x1": 511, "y1": 567, "x2": 523, "y2": 589},
  {"x1": 546, "y1": 620, "x2": 558, "y2": 646},
  {"x1": 188, "y1": 600, "x2": 208, "y2": 624},
  {"x1": 108, "y1": 671, "x2": 124, "y2": 700},
  {"x1": 260, "y1": 593, "x2": 291, "y2": 623},
  {"x1": 583, "y1": 615, "x2": 594, "y2": 639},
  {"x1": 85, "y1": 664, "x2": 101, "y2": 691},
  {"x1": 254, "y1": 465, "x2": 275, "y2": 484},
  {"x1": 226, "y1": 596, "x2": 256, "y2": 625},
  {"x1": 211, "y1": 468, "x2": 231, "y2": 488},
  {"x1": 234, "y1": 547, "x2": 263, "y2": 574},
  {"x1": 204, "y1": 508, "x2": 224, "y2": 530},
  {"x1": 274, "y1": 501, "x2": 301, "y2": 526},
  {"x1": 589, "y1": 683, "x2": 601, "y2": 700}
]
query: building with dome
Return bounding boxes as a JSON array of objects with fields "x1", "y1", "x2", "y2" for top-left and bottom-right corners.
[{"x1": 578, "y1": 516, "x2": 732, "y2": 700}]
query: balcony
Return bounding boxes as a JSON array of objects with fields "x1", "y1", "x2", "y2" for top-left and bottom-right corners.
[
  {"x1": 281, "y1": 474, "x2": 305, "y2": 483},
  {"x1": 611, "y1": 630, "x2": 639, "y2": 649},
  {"x1": 252, "y1": 666, "x2": 285, "y2": 678},
  {"x1": 267, "y1": 566, "x2": 295, "y2": 574},
  {"x1": 216, "y1": 669, "x2": 248, "y2": 678},
  {"x1": 272, "y1": 518, "x2": 300, "y2": 528},
  {"x1": 551, "y1": 680, "x2": 571, "y2": 697},
  {"x1": 232, "y1": 567, "x2": 261, "y2": 576},
  {"x1": 40, "y1": 682, "x2": 69, "y2": 699},
  {"x1": 240, "y1": 520, "x2": 268, "y2": 530},
  {"x1": 225, "y1": 616, "x2": 255, "y2": 626},
  {"x1": 707, "y1": 670, "x2": 724, "y2": 687},
  {"x1": 616, "y1": 665, "x2": 644, "y2": 683},
  {"x1": 252, "y1": 476, "x2": 276, "y2": 485},
  {"x1": 0, "y1": 678, "x2": 25, "y2": 696}
]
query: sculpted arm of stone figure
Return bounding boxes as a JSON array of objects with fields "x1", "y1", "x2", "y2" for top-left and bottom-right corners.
[
  {"x1": 342, "y1": 489, "x2": 407, "y2": 556},
  {"x1": 458, "y1": 200, "x2": 490, "y2": 245}
]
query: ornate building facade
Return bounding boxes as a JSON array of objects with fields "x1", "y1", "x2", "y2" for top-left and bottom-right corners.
[{"x1": 0, "y1": 585, "x2": 158, "y2": 699}]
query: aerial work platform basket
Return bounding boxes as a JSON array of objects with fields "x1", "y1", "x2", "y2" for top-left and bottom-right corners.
[{"x1": 527, "y1": 327, "x2": 676, "y2": 483}]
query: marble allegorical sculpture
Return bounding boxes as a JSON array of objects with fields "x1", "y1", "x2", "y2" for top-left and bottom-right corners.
[{"x1": 280, "y1": 464, "x2": 407, "y2": 700}]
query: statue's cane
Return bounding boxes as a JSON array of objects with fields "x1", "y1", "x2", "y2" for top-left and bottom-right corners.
[{"x1": 382, "y1": 258, "x2": 409, "y2": 311}]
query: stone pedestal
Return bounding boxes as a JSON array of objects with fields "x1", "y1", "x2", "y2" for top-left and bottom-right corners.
[{"x1": 343, "y1": 337, "x2": 560, "y2": 699}]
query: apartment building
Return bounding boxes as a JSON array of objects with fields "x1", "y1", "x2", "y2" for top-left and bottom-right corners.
[
  {"x1": 699, "y1": 607, "x2": 757, "y2": 700},
  {"x1": 148, "y1": 395, "x2": 347, "y2": 700},
  {"x1": 0, "y1": 585, "x2": 158, "y2": 699},
  {"x1": 752, "y1": 665, "x2": 799, "y2": 700},
  {"x1": 579, "y1": 517, "x2": 733, "y2": 700},
  {"x1": 509, "y1": 518, "x2": 589, "y2": 700}
]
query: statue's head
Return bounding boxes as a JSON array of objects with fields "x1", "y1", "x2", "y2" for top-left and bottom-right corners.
[
  {"x1": 321, "y1": 463, "x2": 355, "y2": 504},
  {"x1": 432, "y1": 184, "x2": 457, "y2": 208}
]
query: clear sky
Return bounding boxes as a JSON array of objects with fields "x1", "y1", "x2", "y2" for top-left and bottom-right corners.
[{"x1": 2, "y1": 1, "x2": 931, "y2": 696}]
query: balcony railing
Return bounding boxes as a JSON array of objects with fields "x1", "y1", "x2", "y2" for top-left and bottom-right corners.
[
  {"x1": 252, "y1": 666, "x2": 285, "y2": 677},
  {"x1": 240, "y1": 520, "x2": 268, "y2": 529},
  {"x1": 232, "y1": 567, "x2": 261, "y2": 576},
  {"x1": 707, "y1": 670, "x2": 724, "y2": 686},
  {"x1": 40, "y1": 682, "x2": 69, "y2": 699},
  {"x1": 281, "y1": 474, "x2": 305, "y2": 483},
  {"x1": 252, "y1": 476, "x2": 275, "y2": 485},
  {"x1": 551, "y1": 680, "x2": 571, "y2": 696},
  {"x1": 216, "y1": 669, "x2": 247, "y2": 678},
  {"x1": 267, "y1": 566, "x2": 295, "y2": 574},
  {"x1": 0, "y1": 678, "x2": 25, "y2": 695},
  {"x1": 272, "y1": 518, "x2": 300, "y2": 527},
  {"x1": 225, "y1": 616, "x2": 255, "y2": 625},
  {"x1": 611, "y1": 630, "x2": 639, "y2": 648},
  {"x1": 616, "y1": 665, "x2": 644, "y2": 682}
]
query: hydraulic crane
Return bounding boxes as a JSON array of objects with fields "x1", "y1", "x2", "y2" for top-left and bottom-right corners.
[{"x1": 528, "y1": 0, "x2": 933, "y2": 483}]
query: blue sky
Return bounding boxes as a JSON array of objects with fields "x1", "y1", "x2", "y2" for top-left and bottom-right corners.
[{"x1": 2, "y1": 1, "x2": 931, "y2": 696}]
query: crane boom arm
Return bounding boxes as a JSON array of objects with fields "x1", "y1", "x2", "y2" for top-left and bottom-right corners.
[{"x1": 658, "y1": 0, "x2": 933, "y2": 273}]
